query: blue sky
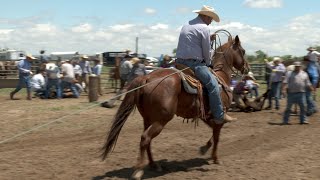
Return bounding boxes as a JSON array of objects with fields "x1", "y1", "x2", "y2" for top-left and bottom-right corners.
[{"x1": 0, "y1": 0, "x2": 320, "y2": 57}]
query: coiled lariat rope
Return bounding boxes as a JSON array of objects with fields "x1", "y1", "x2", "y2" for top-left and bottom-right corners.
[{"x1": 0, "y1": 67, "x2": 190, "y2": 145}]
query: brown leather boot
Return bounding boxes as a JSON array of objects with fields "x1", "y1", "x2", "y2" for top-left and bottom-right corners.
[
  {"x1": 10, "y1": 91, "x2": 15, "y2": 100},
  {"x1": 27, "y1": 91, "x2": 32, "y2": 100},
  {"x1": 213, "y1": 113, "x2": 237, "y2": 124},
  {"x1": 223, "y1": 114, "x2": 237, "y2": 123}
]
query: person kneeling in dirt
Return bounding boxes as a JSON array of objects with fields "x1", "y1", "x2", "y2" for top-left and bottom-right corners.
[
  {"x1": 232, "y1": 78, "x2": 250, "y2": 111},
  {"x1": 232, "y1": 77, "x2": 269, "y2": 112}
]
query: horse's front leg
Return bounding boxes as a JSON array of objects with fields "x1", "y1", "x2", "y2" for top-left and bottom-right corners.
[
  {"x1": 200, "y1": 136, "x2": 213, "y2": 155},
  {"x1": 212, "y1": 123, "x2": 223, "y2": 164}
]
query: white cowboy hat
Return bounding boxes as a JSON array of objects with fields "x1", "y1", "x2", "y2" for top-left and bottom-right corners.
[
  {"x1": 193, "y1": 5, "x2": 220, "y2": 22},
  {"x1": 273, "y1": 57, "x2": 282, "y2": 62},
  {"x1": 307, "y1": 47, "x2": 316, "y2": 51},
  {"x1": 81, "y1": 55, "x2": 89, "y2": 59},
  {"x1": 246, "y1": 72, "x2": 256, "y2": 80},
  {"x1": 26, "y1": 54, "x2": 36, "y2": 60},
  {"x1": 293, "y1": 61, "x2": 302, "y2": 66}
]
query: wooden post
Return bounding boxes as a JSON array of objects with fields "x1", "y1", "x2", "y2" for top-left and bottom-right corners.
[{"x1": 88, "y1": 75, "x2": 99, "y2": 102}]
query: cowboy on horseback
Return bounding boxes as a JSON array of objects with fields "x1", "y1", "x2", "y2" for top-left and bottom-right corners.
[{"x1": 176, "y1": 5, "x2": 237, "y2": 124}]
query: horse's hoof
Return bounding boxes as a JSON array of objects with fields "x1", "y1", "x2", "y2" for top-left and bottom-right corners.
[
  {"x1": 199, "y1": 146, "x2": 209, "y2": 155},
  {"x1": 131, "y1": 169, "x2": 144, "y2": 180},
  {"x1": 213, "y1": 159, "x2": 222, "y2": 165}
]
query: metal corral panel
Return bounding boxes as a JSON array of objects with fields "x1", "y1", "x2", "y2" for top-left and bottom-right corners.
[{"x1": 0, "y1": 79, "x2": 23, "y2": 88}]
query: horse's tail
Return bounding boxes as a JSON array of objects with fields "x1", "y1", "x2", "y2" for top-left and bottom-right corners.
[{"x1": 101, "y1": 76, "x2": 146, "y2": 160}]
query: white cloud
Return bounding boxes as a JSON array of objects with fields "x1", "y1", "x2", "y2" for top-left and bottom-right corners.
[
  {"x1": 144, "y1": 8, "x2": 156, "y2": 15},
  {"x1": 1, "y1": 13, "x2": 320, "y2": 58},
  {"x1": 243, "y1": 0, "x2": 282, "y2": 8},
  {"x1": 71, "y1": 23, "x2": 92, "y2": 33},
  {"x1": 109, "y1": 24, "x2": 135, "y2": 32},
  {"x1": 150, "y1": 23, "x2": 168, "y2": 30}
]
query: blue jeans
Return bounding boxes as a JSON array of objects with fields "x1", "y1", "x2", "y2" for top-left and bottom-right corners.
[
  {"x1": 13, "y1": 75, "x2": 31, "y2": 93},
  {"x1": 268, "y1": 81, "x2": 281, "y2": 108},
  {"x1": 46, "y1": 78, "x2": 62, "y2": 99},
  {"x1": 306, "y1": 89, "x2": 317, "y2": 114},
  {"x1": 176, "y1": 59, "x2": 224, "y2": 121},
  {"x1": 283, "y1": 92, "x2": 306, "y2": 123},
  {"x1": 61, "y1": 81, "x2": 79, "y2": 98}
]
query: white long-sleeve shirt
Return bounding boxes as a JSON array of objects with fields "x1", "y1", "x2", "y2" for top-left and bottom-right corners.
[{"x1": 30, "y1": 73, "x2": 46, "y2": 91}]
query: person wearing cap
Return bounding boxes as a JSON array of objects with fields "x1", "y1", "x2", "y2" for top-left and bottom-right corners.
[
  {"x1": 282, "y1": 61, "x2": 314, "y2": 125},
  {"x1": 264, "y1": 57, "x2": 286, "y2": 110},
  {"x1": 78, "y1": 55, "x2": 92, "y2": 92},
  {"x1": 92, "y1": 58, "x2": 103, "y2": 95},
  {"x1": 10, "y1": 54, "x2": 36, "y2": 100},
  {"x1": 175, "y1": 5, "x2": 236, "y2": 124},
  {"x1": 45, "y1": 61, "x2": 62, "y2": 99}
]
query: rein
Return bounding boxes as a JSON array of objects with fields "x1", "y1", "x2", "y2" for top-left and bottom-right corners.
[{"x1": 211, "y1": 29, "x2": 245, "y2": 78}]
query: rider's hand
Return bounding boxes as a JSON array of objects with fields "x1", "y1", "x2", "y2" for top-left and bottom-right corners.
[{"x1": 210, "y1": 33, "x2": 216, "y2": 41}]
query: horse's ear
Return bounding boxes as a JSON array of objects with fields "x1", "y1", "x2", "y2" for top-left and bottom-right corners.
[
  {"x1": 228, "y1": 36, "x2": 233, "y2": 42},
  {"x1": 234, "y1": 35, "x2": 240, "y2": 45}
]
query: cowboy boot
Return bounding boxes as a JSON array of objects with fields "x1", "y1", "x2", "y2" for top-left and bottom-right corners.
[
  {"x1": 27, "y1": 91, "x2": 32, "y2": 100},
  {"x1": 223, "y1": 113, "x2": 237, "y2": 123},
  {"x1": 10, "y1": 91, "x2": 16, "y2": 100}
]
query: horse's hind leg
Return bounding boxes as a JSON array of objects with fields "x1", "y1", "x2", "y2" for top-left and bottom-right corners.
[
  {"x1": 132, "y1": 121, "x2": 165, "y2": 180},
  {"x1": 211, "y1": 123, "x2": 223, "y2": 164}
]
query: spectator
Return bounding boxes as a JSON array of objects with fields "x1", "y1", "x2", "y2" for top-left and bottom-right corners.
[
  {"x1": 46, "y1": 61, "x2": 62, "y2": 99},
  {"x1": 264, "y1": 57, "x2": 286, "y2": 110},
  {"x1": 304, "y1": 48, "x2": 319, "y2": 115},
  {"x1": 244, "y1": 72, "x2": 259, "y2": 98},
  {"x1": 232, "y1": 78, "x2": 249, "y2": 111},
  {"x1": 78, "y1": 55, "x2": 92, "y2": 92},
  {"x1": 30, "y1": 69, "x2": 47, "y2": 98},
  {"x1": 10, "y1": 54, "x2": 36, "y2": 100},
  {"x1": 39, "y1": 50, "x2": 49, "y2": 63},
  {"x1": 128, "y1": 57, "x2": 147, "y2": 82},
  {"x1": 119, "y1": 54, "x2": 133, "y2": 90},
  {"x1": 72, "y1": 60, "x2": 82, "y2": 82},
  {"x1": 282, "y1": 61, "x2": 314, "y2": 125},
  {"x1": 92, "y1": 58, "x2": 103, "y2": 95},
  {"x1": 160, "y1": 55, "x2": 173, "y2": 68},
  {"x1": 60, "y1": 60, "x2": 79, "y2": 98}
]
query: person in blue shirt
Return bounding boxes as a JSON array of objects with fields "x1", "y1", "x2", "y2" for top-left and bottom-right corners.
[
  {"x1": 175, "y1": 5, "x2": 236, "y2": 124},
  {"x1": 92, "y1": 58, "x2": 103, "y2": 95},
  {"x1": 10, "y1": 54, "x2": 36, "y2": 100}
]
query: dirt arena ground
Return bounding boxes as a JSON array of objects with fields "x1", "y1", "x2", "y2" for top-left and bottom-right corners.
[{"x1": 0, "y1": 90, "x2": 319, "y2": 180}]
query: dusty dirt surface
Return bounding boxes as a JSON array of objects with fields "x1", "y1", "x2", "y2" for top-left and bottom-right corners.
[{"x1": 0, "y1": 90, "x2": 319, "y2": 180}]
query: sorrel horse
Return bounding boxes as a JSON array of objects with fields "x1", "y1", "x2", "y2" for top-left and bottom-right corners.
[{"x1": 101, "y1": 35, "x2": 249, "y2": 179}]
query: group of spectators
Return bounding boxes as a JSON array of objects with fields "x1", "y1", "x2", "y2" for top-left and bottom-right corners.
[
  {"x1": 231, "y1": 47, "x2": 319, "y2": 124},
  {"x1": 10, "y1": 52, "x2": 103, "y2": 100}
]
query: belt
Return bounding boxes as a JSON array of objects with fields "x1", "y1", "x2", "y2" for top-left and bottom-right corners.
[{"x1": 176, "y1": 58, "x2": 205, "y2": 63}]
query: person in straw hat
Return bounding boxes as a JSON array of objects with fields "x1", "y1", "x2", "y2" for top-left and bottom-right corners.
[
  {"x1": 128, "y1": 57, "x2": 147, "y2": 83},
  {"x1": 10, "y1": 54, "x2": 37, "y2": 100},
  {"x1": 175, "y1": 5, "x2": 236, "y2": 124},
  {"x1": 264, "y1": 57, "x2": 286, "y2": 110},
  {"x1": 244, "y1": 72, "x2": 260, "y2": 98},
  {"x1": 305, "y1": 47, "x2": 320, "y2": 114},
  {"x1": 78, "y1": 54, "x2": 92, "y2": 92}
]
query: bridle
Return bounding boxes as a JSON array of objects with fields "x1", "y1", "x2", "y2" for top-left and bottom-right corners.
[{"x1": 211, "y1": 29, "x2": 248, "y2": 77}]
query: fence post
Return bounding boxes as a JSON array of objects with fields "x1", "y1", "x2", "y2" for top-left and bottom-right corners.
[{"x1": 88, "y1": 75, "x2": 99, "y2": 102}]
